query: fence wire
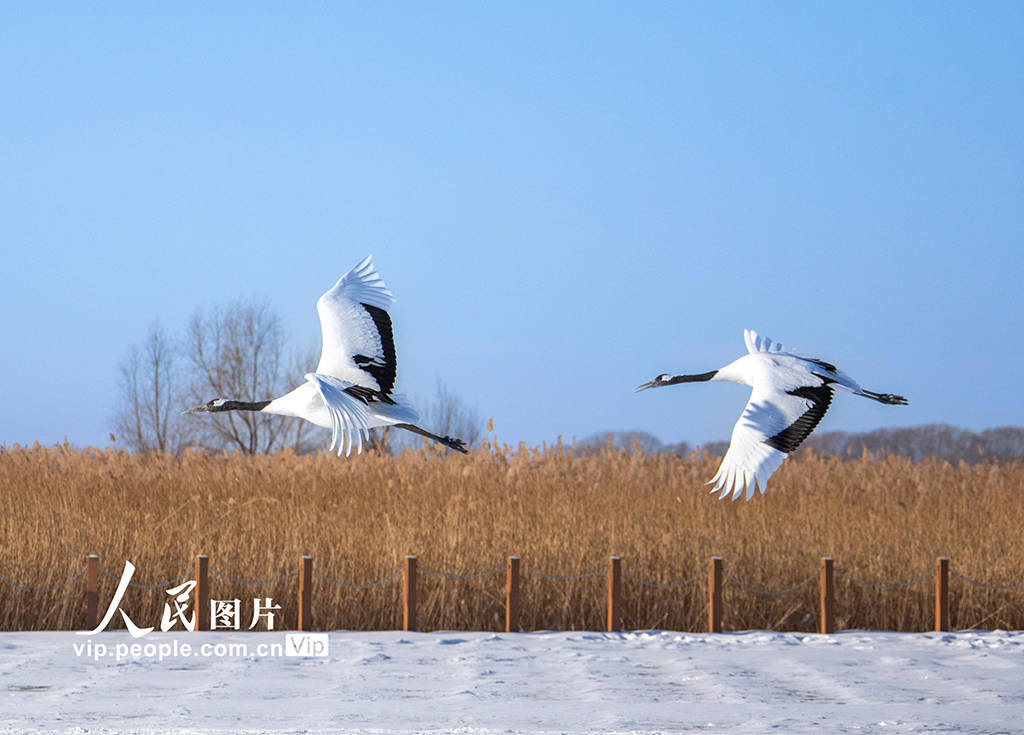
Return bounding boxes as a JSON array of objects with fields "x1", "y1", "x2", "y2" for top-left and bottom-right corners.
[
  {"x1": 210, "y1": 567, "x2": 300, "y2": 585},
  {"x1": 98, "y1": 566, "x2": 193, "y2": 589},
  {"x1": 313, "y1": 567, "x2": 403, "y2": 589},
  {"x1": 0, "y1": 567, "x2": 86, "y2": 593},
  {"x1": 522, "y1": 567, "x2": 605, "y2": 581},
  {"x1": 421, "y1": 567, "x2": 505, "y2": 580},
  {"x1": 724, "y1": 569, "x2": 820, "y2": 596},
  {"x1": 834, "y1": 567, "x2": 934, "y2": 590},
  {"x1": 624, "y1": 568, "x2": 708, "y2": 589},
  {"x1": 10, "y1": 561, "x2": 1023, "y2": 600},
  {"x1": 951, "y1": 569, "x2": 1024, "y2": 590}
]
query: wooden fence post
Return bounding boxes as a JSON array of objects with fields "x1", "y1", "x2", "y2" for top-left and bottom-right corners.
[
  {"x1": 404, "y1": 556, "x2": 417, "y2": 632},
  {"x1": 709, "y1": 556, "x2": 723, "y2": 633},
  {"x1": 85, "y1": 554, "x2": 98, "y2": 631},
  {"x1": 820, "y1": 557, "x2": 834, "y2": 634},
  {"x1": 607, "y1": 556, "x2": 622, "y2": 632},
  {"x1": 298, "y1": 555, "x2": 313, "y2": 632},
  {"x1": 194, "y1": 555, "x2": 209, "y2": 631},
  {"x1": 506, "y1": 556, "x2": 520, "y2": 633},
  {"x1": 935, "y1": 557, "x2": 949, "y2": 632}
]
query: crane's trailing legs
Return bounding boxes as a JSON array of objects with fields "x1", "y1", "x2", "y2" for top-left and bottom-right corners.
[
  {"x1": 393, "y1": 423, "x2": 469, "y2": 453},
  {"x1": 856, "y1": 389, "x2": 908, "y2": 405}
]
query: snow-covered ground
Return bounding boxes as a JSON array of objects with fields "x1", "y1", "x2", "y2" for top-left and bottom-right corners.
[{"x1": 1, "y1": 630, "x2": 1021, "y2": 734}]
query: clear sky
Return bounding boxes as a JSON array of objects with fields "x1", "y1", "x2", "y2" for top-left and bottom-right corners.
[{"x1": 1, "y1": 3, "x2": 1021, "y2": 450}]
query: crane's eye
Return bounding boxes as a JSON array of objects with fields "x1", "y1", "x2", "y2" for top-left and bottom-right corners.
[{"x1": 657, "y1": 374, "x2": 669, "y2": 382}]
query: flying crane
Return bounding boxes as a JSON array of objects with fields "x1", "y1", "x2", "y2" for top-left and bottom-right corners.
[
  {"x1": 185, "y1": 255, "x2": 468, "y2": 456},
  {"x1": 636, "y1": 330, "x2": 906, "y2": 500}
]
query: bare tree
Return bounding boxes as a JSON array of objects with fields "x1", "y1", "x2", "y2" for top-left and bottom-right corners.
[
  {"x1": 111, "y1": 322, "x2": 189, "y2": 453},
  {"x1": 184, "y1": 300, "x2": 324, "y2": 454}
]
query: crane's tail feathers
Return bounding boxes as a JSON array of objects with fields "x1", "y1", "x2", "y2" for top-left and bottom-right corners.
[{"x1": 857, "y1": 389, "x2": 908, "y2": 406}]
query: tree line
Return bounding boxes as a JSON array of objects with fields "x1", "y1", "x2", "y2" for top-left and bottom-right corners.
[
  {"x1": 111, "y1": 299, "x2": 482, "y2": 455},
  {"x1": 576, "y1": 425, "x2": 1024, "y2": 464}
]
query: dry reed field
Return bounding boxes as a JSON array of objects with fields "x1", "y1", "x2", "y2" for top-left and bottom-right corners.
[{"x1": 1, "y1": 441, "x2": 1022, "y2": 632}]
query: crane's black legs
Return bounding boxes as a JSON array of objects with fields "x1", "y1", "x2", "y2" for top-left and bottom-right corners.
[
  {"x1": 394, "y1": 423, "x2": 469, "y2": 453},
  {"x1": 857, "y1": 389, "x2": 908, "y2": 406}
]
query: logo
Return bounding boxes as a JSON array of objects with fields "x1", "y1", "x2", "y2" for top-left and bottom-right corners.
[
  {"x1": 285, "y1": 633, "x2": 329, "y2": 657},
  {"x1": 78, "y1": 561, "x2": 282, "y2": 637}
]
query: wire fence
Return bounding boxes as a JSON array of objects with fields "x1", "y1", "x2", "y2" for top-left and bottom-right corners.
[
  {"x1": 724, "y1": 569, "x2": 820, "y2": 596},
  {"x1": 834, "y1": 567, "x2": 935, "y2": 590},
  {"x1": 521, "y1": 567, "x2": 605, "y2": 581},
  {"x1": 98, "y1": 565, "x2": 193, "y2": 590},
  {"x1": 421, "y1": 566, "x2": 506, "y2": 580},
  {"x1": 210, "y1": 567, "x2": 300, "y2": 585},
  {"x1": 313, "y1": 568, "x2": 403, "y2": 590},
  {"x1": 950, "y1": 569, "x2": 1024, "y2": 590},
  {"x1": 624, "y1": 568, "x2": 708, "y2": 589},
  {"x1": 2, "y1": 555, "x2": 1022, "y2": 632},
  {"x1": 0, "y1": 567, "x2": 87, "y2": 594}
]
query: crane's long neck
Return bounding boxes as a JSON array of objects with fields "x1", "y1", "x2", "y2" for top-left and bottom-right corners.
[
  {"x1": 665, "y1": 370, "x2": 718, "y2": 385},
  {"x1": 210, "y1": 400, "x2": 271, "y2": 412}
]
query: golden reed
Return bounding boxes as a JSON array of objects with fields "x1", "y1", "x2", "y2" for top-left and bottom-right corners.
[{"x1": 1, "y1": 441, "x2": 1021, "y2": 632}]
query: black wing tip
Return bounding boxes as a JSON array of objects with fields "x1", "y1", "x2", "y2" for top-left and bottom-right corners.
[
  {"x1": 359, "y1": 303, "x2": 397, "y2": 398},
  {"x1": 764, "y1": 384, "x2": 834, "y2": 454},
  {"x1": 343, "y1": 385, "x2": 397, "y2": 405}
]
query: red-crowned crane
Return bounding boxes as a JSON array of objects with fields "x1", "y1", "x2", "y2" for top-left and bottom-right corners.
[
  {"x1": 185, "y1": 255, "x2": 468, "y2": 456},
  {"x1": 636, "y1": 330, "x2": 906, "y2": 500}
]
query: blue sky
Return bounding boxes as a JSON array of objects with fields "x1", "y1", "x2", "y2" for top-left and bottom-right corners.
[{"x1": 1, "y1": 3, "x2": 1021, "y2": 450}]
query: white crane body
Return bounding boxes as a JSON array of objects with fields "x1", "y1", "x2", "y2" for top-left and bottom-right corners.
[{"x1": 263, "y1": 381, "x2": 419, "y2": 432}]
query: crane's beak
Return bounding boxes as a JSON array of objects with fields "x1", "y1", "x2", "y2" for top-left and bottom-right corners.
[
  {"x1": 635, "y1": 379, "x2": 659, "y2": 393},
  {"x1": 182, "y1": 403, "x2": 209, "y2": 415}
]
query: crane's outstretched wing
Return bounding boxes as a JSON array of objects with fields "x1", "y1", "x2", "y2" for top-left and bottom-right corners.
[
  {"x1": 315, "y1": 255, "x2": 397, "y2": 399},
  {"x1": 709, "y1": 381, "x2": 835, "y2": 500},
  {"x1": 304, "y1": 373, "x2": 372, "y2": 457}
]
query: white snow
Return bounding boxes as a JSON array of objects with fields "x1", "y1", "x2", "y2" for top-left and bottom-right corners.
[{"x1": 1, "y1": 630, "x2": 1021, "y2": 734}]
